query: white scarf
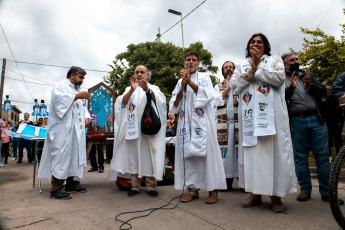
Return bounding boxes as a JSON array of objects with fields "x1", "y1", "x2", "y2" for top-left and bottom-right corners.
[
  {"x1": 240, "y1": 56, "x2": 275, "y2": 146},
  {"x1": 125, "y1": 89, "x2": 139, "y2": 140},
  {"x1": 179, "y1": 73, "x2": 207, "y2": 158}
]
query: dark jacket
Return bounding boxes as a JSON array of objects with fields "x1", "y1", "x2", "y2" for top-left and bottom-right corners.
[
  {"x1": 330, "y1": 72, "x2": 345, "y2": 100},
  {"x1": 285, "y1": 71, "x2": 327, "y2": 122}
]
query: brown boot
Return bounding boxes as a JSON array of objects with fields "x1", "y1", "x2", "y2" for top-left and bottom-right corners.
[
  {"x1": 241, "y1": 193, "x2": 262, "y2": 208},
  {"x1": 270, "y1": 196, "x2": 286, "y2": 213},
  {"x1": 206, "y1": 191, "x2": 218, "y2": 204}
]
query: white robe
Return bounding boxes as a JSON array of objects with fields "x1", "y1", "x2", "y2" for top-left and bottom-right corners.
[
  {"x1": 230, "y1": 55, "x2": 297, "y2": 197},
  {"x1": 108, "y1": 83, "x2": 166, "y2": 181},
  {"x1": 38, "y1": 79, "x2": 90, "y2": 181},
  {"x1": 213, "y1": 85, "x2": 238, "y2": 179},
  {"x1": 169, "y1": 72, "x2": 227, "y2": 191}
]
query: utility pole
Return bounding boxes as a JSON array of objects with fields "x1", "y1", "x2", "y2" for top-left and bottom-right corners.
[
  {"x1": 0, "y1": 58, "x2": 6, "y2": 118},
  {"x1": 156, "y1": 27, "x2": 161, "y2": 42}
]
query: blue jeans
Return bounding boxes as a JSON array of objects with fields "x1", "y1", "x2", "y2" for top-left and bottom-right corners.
[
  {"x1": 291, "y1": 115, "x2": 330, "y2": 196},
  {"x1": 12, "y1": 139, "x2": 18, "y2": 158}
]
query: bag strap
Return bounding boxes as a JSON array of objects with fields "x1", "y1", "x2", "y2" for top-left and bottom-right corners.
[{"x1": 146, "y1": 91, "x2": 160, "y2": 117}]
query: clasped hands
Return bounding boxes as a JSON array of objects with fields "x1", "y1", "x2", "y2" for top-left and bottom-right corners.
[{"x1": 180, "y1": 69, "x2": 191, "y2": 91}]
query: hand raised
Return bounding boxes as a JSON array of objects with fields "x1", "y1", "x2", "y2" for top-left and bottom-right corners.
[
  {"x1": 290, "y1": 71, "x2": 297, "y2": 88},
  {"x1": 130, "y1": 75, "x2": 137, "y2": 91},
  {"x1": 75, "y1": 91, "x2": 91, "y2": 100},
  {"x1": 138, "y1": 78, "x2": 149, "y2": 93},
  {"x1": 303, "y1": 73, "x2": 312, "y2": 89},
  {"x1": 180, "y1": 69, "x2": 191, "y2": 84}
]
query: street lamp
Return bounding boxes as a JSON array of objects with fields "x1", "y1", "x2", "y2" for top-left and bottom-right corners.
[{"x1": 168, "y1": 9, "x2": 184, "y2": 50}]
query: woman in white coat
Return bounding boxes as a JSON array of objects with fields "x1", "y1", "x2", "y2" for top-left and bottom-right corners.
[{"x1": 230, "y1": 33, "x2": 296, "y2": 212}]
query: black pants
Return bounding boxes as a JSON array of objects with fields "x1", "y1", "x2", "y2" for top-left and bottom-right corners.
[
  {"x1": 1, "y1": 142, "x2": 9, "y2": 163},
  {"x1": 18, "y1": 139, "x2": 32, "y2": 162},
  {"x1": 328, "y1": 124, "x2": 343, "y2": 156},
  {"x1": 106, "y1": 143, "x2": 113, "y2": 162},
  {"x1": 89, "y1": 144, "x2": 104, "y2": 169}
]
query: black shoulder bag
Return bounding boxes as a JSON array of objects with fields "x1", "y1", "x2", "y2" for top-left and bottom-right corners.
[{"x1": 141, "y1": 90, "x2": 161, "y2": 135}]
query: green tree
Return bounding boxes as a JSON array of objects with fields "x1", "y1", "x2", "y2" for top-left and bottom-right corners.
[
  {"x1": 104, "y1": 41, "x2": 218, "y2": 103},
  {"x1": 296, "y1": 10, "x2": 345, "y2": 82}
]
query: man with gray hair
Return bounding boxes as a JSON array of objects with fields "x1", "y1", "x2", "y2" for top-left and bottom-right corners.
[
  {"x1": 38, "y1": 66, "x2": 91, "y2": 200},
  {"x1": 108, "y1": 65, "x2": 167, "y2": 197},
  {"x1": 282, "y1": 52, "x2": 342, "y2": 204}
]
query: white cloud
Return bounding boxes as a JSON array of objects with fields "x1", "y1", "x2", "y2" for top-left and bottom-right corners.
[{"x1": 0, "y1": 0, "x2": 344, "y2": 120}]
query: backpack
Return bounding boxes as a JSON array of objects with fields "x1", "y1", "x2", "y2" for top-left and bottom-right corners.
[{"x1": 141, "y1": 91, "x2": 161, "y2": 135}]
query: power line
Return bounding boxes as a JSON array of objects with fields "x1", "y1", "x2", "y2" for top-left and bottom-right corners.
[
  {"x1": 6, "y1": 69, "x2": 55, "y2": 86},
  {"x1": 6, "y1": 59, "x2": 110, "y2": 73},
  {"x1": 10, "y1": 99, "x2": 50, "y2": 106},
  {"x1": 0, "y1": 23, "x2": 34, "y2": 100},
  {"x1": 317, "y1": 0, "x2": 337, "y2": 28},
  {"x1": 155, "y1": 0, "x2": 206, "y2": 42},
  {"x1": 5, "y1": 68, "x2": 88, "y2": 89},
  {"x1": 5, "y1": 76, "x2": 55, "y2": 86}
]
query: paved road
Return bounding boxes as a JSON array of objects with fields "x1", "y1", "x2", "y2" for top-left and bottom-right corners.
[{"x1": 0, "y1": 159, "x2": 342, "y2": 230}]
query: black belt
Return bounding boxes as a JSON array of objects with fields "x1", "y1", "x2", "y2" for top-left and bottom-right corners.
[{"x1": 290, "y1": 110, "x2": 317, "y2": 118}]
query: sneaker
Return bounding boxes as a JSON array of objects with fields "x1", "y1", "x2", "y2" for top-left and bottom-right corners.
[
  {"x1": 65, "y1": 187, "x2": 87, "y2": 193},
  {"x1": 148, "y1": 190, "x2": 158, "y2": 197},
  {"x1": 0, "y1": 164, "x2": 5, "y2": 167},
  {"x1": 51, "y1": 191, "x2": 72, "y2": 200},
  {"x1": 127, "y1": 189, "x2": 139, "y2": 197},
  {"x1": 12, "y1": 157, "x2": 17, "y2": 160},
  {"x1": 98, "y1": 168, "x2": 104, "y2": 173}
]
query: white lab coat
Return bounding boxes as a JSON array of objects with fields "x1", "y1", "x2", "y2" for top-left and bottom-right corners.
[
  {"x1": 108, "y1": 84, "x2": 167, "y2": 181},
  {"x1": 170, "y1": 72, "x2": 227, "y2": 191},
  {"x1": 230, "y1": 55, "x2": 296, "y2": 197},
  {"x1": 38, "y1": 79, "x2": 90, "y2": 181}
]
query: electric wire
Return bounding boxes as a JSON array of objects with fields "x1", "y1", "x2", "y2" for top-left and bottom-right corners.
[
  {"x1": 6, "y1": 59, "x2": 109, "y2": 73},
  {"x1": 6, "y1": 69, "x2": 55, "y2": 86},
  {"x1": 10, "y1": 99, "x2": 50, "y2": 106},
  {"x1": 6, "y1": 76, "x2": 55, "y2": 86},
  {"x1": 154, "y1": 0, "x2": 206, "y2": 42},
  {"x1": 0, "y1": 23, "x2": 34, "y2": 100},
  {"x1": 316, "y1": 0, "x2": 337, "y2": 28}
]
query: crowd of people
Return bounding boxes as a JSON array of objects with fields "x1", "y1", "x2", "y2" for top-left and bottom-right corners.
[
  {"x1": 0, "y1": 113, "x2": 49, "y2": 167},
  {"x1": 3, "y1": 33, "x2": 345, "y2": 214}
]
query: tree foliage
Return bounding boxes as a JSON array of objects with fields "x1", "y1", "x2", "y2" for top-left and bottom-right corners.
[
  {"x1": 296, "y1": 9, "x2": 345, "y2": 82},
  {"x1": 104, "y1": 41, "x2": 218, "y2": 103}
]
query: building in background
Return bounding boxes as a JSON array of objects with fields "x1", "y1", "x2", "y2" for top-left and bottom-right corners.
[{"x1": 1, "y1": 104, "x2": 22, "y2": 125}]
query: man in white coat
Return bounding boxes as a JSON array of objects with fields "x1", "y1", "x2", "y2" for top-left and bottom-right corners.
[
  {"x1": 170, "y1": 51, "x2": 227, "y2": 204},
  {"x1": 38, "y1": 66, "x2": 91, "y2": 200},
  {"x1": 108, "y1": 65, "x2": 166, "y2": 197},
  {"x1": 230, "y1": 33, "x2": 296, "y2": 212}
]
